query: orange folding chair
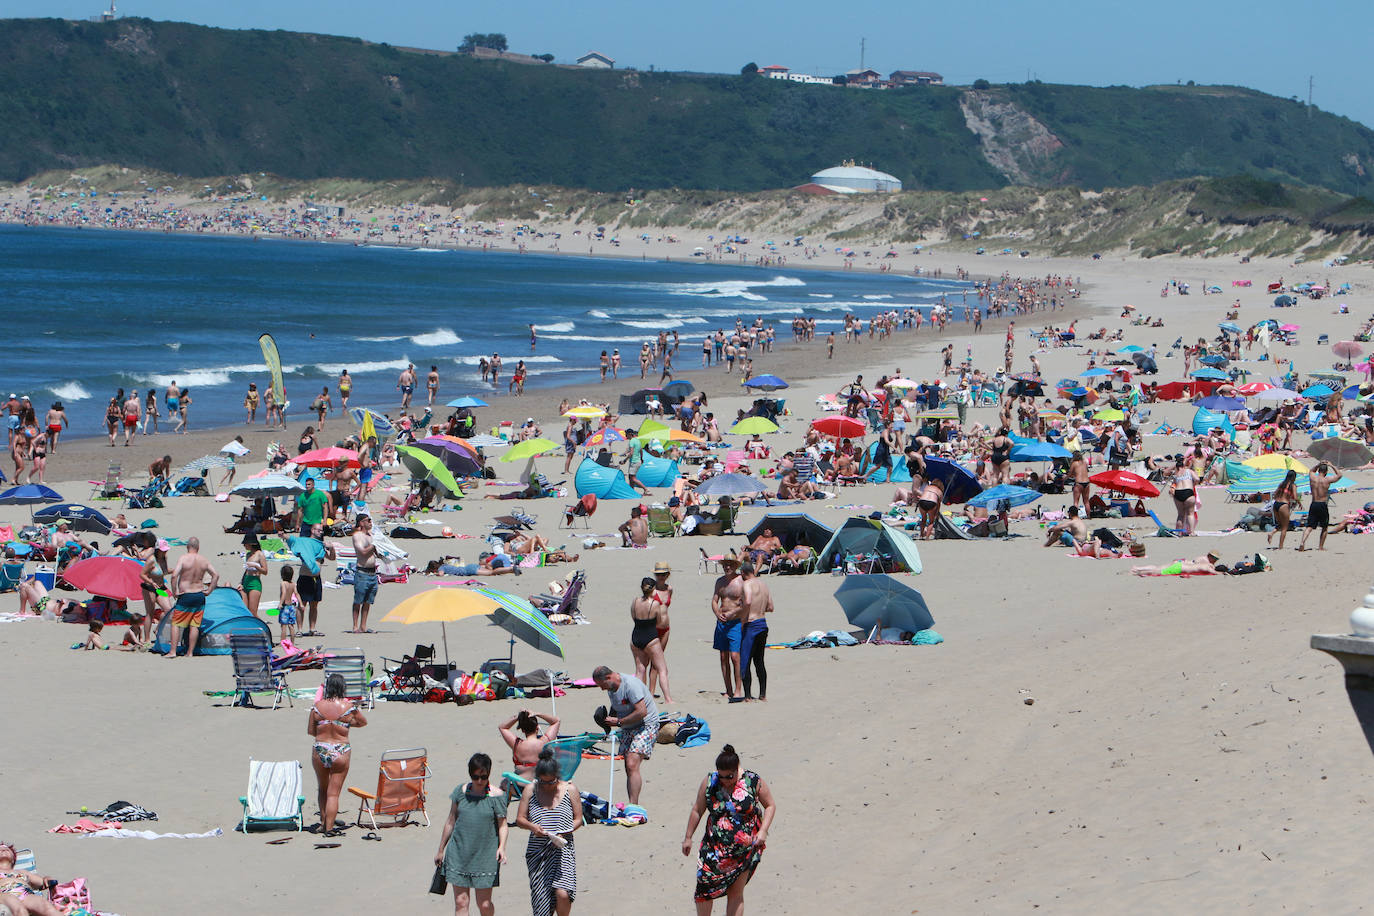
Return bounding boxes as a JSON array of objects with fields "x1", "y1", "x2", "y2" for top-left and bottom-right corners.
[{"x1": 347, "y1": 747, "x2": 432, "y2": 829}]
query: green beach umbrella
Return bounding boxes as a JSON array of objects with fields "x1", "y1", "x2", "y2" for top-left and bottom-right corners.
[
  {"x1": 395, "y1": 445, "x2": 465, "y2": 498},
  {"x1": 499, "y1": 437, "x2": 560, "y2": 463},
  {"x1": 729, "y1": 417, "x2": 780, "y2": 435}
]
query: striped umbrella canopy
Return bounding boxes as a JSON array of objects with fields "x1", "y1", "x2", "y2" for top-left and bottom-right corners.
[
  {"x1": 348, "y1": 406, "x2": 396, "y2": 438},
  {"x1": 585, "y1": 427, "x2": 627, "y2": 446},
  {"x1": 229, "y1": 475, "x2": 305, "y2": 498},
  {"x1": 472, "y1": 585, "x2": 565, "y2": 661},
  {"x1": 174, "y1": 454, "x2": 232, "y2": 478},
  {"x1": 1306, "y1": 437, "x2": 1374, "y2": 469},
  {"x1": 1227, "y1": 468, "x2": 1353, "y2": 496}
]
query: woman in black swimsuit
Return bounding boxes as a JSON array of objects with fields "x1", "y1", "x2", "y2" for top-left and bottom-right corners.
[
  {"x1": 629, "y1": 577, "x2": 673, "y2": 703},
  {"x1": 1268, "y1": 469, "x2": 1301, "y2": 549},
  {"x1": 988, "y1": 427, "x2": 1012, "y2": 485}
]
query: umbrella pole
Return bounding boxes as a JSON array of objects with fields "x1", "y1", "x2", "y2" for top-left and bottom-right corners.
[
  {"x1": 441, "y1": 622, "x2": 451, "y2": 667},
  {"x1": 549, "y1": 668, "x2": 557, "y2": 718},
  {"x1": 606, "y1": 731, "x2": 617, "y2": 821}
]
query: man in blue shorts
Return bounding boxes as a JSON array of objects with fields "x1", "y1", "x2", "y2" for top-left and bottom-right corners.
[{"x1": 710, "y1": 551, "x2": 746, "y2": 702}]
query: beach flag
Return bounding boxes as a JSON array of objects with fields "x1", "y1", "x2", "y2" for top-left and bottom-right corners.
[
  {"x1": 360, "y1": 410, "x2": 376, "y2": 443},
  {"x1": 258, "y1": 333, "x2": 285, "y2": 406}
]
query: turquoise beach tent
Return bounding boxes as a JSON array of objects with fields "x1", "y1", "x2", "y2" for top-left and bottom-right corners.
[
  {"x1": 863, "y1": 442, "x2": 911, "y2": 482},
  {"x1": 1191, "y1": 407, "x2": 1235, "y2": 438},
  {"x1": 151, "y1": 587, "x2": 272, "y2": 656},
  {"x1": 815, "y1": 517, "x2": 923, "y2": 574},
  {"x1": 637, "y1": 455, "x2": 681, "y2": 488},
  {"x1": 573, "y1": 458, "x2": 638, "y2": 500}
]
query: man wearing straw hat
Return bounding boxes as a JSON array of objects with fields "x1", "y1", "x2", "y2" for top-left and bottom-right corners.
[{"x1": 711, "y1": 551, "x2": 746, "y2": 703}]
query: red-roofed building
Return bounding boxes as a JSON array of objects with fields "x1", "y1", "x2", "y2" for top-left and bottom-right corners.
[{"x1": 760, "y1": 64, "x2": 791, "y2": 80}]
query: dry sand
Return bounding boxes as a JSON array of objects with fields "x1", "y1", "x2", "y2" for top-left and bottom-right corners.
[{"x1": 3, "y1": 240, "x2": 1374, "y2": 915}]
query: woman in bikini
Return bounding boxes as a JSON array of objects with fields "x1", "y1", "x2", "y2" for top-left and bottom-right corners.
[
  {"x1": 240, "y1": 534, "x2": 266, "y2": 619},
  {"x1": 629, "y1": 576, "x2": 674, "y2": 704},
  {"x1": 307, "y1": 673, "x2": 367, "y2": 836},
  {"x1": 500, "y1": 709, "x2": 563, "y2": 778},
  {"x1": 27, "y1": 432, "x2": 46, "y2": 485},
  {"x1": 649, "y1": 562, "x2": 674, "y2": 696},
  {"x1": 1268, "y1": 469, "x2": 1301, "y2": 549},
  {"x1": 1170, "y1": 462, "x2": 1200, "y2": 536},
  {"x1": 142, "y1": 390, "x2": 159, "y2": 435},
  {"x1": 916, "y1": 479, "x2": 945, "y2": 540}
]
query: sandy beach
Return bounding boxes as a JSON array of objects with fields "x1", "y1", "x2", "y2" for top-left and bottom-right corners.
[{"x1": 4, "y1": 218, "x2": 1374, "y2": 916}]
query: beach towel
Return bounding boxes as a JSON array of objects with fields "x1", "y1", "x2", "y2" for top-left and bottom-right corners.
[{"x1": 86, "y1": 827, "x2": 223, "y2": 840}]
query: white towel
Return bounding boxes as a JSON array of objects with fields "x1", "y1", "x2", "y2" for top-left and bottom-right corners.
[
  {"x1": 247, "y1": 760, "x2": 301, "y2": 819},
  {"x1": 87, "y1": 827, "x2": 223, "y2": 840}
]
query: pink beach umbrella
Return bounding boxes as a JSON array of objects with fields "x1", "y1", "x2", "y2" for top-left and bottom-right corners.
[{"x1": 1332, "y1": 341, "x2": 1364, "y2": 361}]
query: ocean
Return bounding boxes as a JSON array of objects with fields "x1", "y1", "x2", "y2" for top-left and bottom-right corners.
[{"x1": 0, "y1": 225, "x2": 974, "y2": 436}]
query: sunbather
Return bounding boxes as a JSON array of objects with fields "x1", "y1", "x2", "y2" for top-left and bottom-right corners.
[
  {"x1": 1132, "y1": 550, "x2": 1220, "y2": 576},
  {"x1": 0, "y1": 843, "x2": 63, "y2": 916},
  {"x1": 17, "y1": 579, "x2": 66, "y2": 618}
]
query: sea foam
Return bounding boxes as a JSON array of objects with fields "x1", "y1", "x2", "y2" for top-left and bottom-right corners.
[
  {"x1": 410, "y1": 329, "x2": 463, "y2": 347},
  {"x1": 49, "y1": 381, "x2": 92, "y2": 401}
]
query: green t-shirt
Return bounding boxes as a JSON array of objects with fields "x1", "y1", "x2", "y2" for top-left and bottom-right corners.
[{"x1": 298, "y1": 488, "x2": 330, "y2": 525}]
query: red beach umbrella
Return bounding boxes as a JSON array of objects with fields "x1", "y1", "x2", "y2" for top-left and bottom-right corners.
[
  {"x1": 811, "y1": 416, "x2": 867, "y2": 438},
  {"x1": 294, "y1": 446, "x2": 361, "y2": 468},
  {"x1": 1088, "y1": 469, "x2": 1160, "y2": 498},
  {"x1": 61, "y1": 555, "x2": 146, "y2": 601}
]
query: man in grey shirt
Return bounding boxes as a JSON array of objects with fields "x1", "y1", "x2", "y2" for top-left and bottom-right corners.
[{"x1": 593, "y1": 665, "x2": 659, "y2": 804}]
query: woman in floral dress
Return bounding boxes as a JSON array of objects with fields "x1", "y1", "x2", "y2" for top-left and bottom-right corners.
[{"x1": 681, "y1": 744, "x2": 778, "y2": 914}]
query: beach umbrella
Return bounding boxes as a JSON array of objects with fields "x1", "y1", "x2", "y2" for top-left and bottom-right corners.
[
  {"x1": 416, "y1": 435, "x2": 481, "y2": 458},
  {"x1": 967, "y1": 484, "x2": 1041, "y2": 509},
  {"x1": 1191, "y1": 367, "x2": 1228, "y2": 381},
  {"x1": 229, "y1": 475, "x2": 304, "y2": 498},
  {"x1": 635, "y1": 428, "x2": 704, "y2": 444},
  {"x1": 33, "y1": 504, "x2": 112, "y2": 534},
  {"x1": 1007, "y1": 380, "x2": 1044, "y2": 397},
  {"x1": 174, "y1": 454, "x2": 233, "y2": 478},
  {"x1": 694, "y1": 472, "x2": 766, "y2": 499},
  {"x1": 1301, "y1": 384, "x2": 1335, "y2": 399},
  {"x1": 1252, "y1": 387, "x2": 1302, "y2": 402},
  {"x1": 473, "y1": 585, "x2": 565, "y2": 663},
  {"x1": 59, "y1": 555, "x2": 146, "y2": 601},
  {"x1": 466, "y1": 434, "x2": 506, "y2": 448},
  {"x1": 1088, "y1": 470, "x2": 1160, "y2": 498},
  {"x1": 1227, "y1": 468, "x2": 1352, "y2": 497},
  {"x1": 1117, "y1": 345, "x2": 1145, "y2": 354},
  {"x1": 563, "y1": 405, "x2": 606, "y2": 420},
  {"x1": 1093, "y1": 408, "x2": 1126, "y2": 422},
  {"x1": 584, "y1": 427, "x2": 626, "y2": 446},
  {"x1": 294, "y1": 446, "x2": 360, "y2": 469},
  {"x1": 1038, "y1": 408, "x2": 1064, "y2": 420},
  {"x1": 1280, "y1": 323, "x2": 1300, "y2": 332},
  {"x1": 1243, "y1": 453, "x2": 1308, "y2": 473},
  {"x1": 744, "y1": 374, "x2": 789, "y2": 391},
  {"x1": 1274, "y1": 295, "x2": 1296, "y2": 307},
  {"x1": 1310, "y1": 372, "x2": 1348, "y2": 385},
  {"x1": 1238, "y1": 381, "x2": 1275, "y2": 395},
  {"x1": 918, "y1": 406, "x2": 960, "y2": 421},
  {"x1": 730, "y1": 417, "x2": 780, "y2": 435},
  {"x1": 220, "y1": 439, "x2": 251, "y2": 457},
  {"x1": 833, "y1": 575, "x2": 933, "y2": 636},
  {"x1": 1081, "y1": 367, "x2": 1113, "y2": 378},
  {"x1": 447, "y1": 396, "x2": 489, "y2": 409},
  {"x1": 662, "y1": 380, "x2": 695, "y2": 400},
  {"x1": 395, "y1": 445, "x2": 467, "y2": 496},
  {"x1": 381, "y1": 586, "x2": 509, "y2": 667},
  {"x1": 1199, "y1": 355, "x2": 1229, "y2": 368},
  {"x1": 812, "y1": 416, "x2": 866, "y2": 438},
  {"x1": 499, "y1": 438, "x2": 560, "y2": 463},
  {"x1": 1219, "y1": 322, "x2": 1242, "y2": 335},
  {"x1": 406, "y1": 440, "x2": 481, "y2": 481},
  {"x1": 1198, "y1": 395, "x2": 1245, "y2": 411},
  {"x1": 1010, "y1": 441, "x2": 1072, "y2": 462},
  {"x1": 1333, "y1": 341, "x2": 1364, "y2": 361},
  {"x1": 348, "y1": 407, "x2": 396, "y2": 439},
  {"x1": 1306, "y1": 437, "x2": 1374, "y2": 469},
  {"x1": 884, "y1": 378, "x2": 919, "y2": 390},
  {"x1": 920, "y1": 456, "x2": 982, "y2": 504}
]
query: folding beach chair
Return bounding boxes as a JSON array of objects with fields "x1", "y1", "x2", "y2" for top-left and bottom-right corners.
[
  {"x1": 500, "y1": 733, "x2": 602, "y2": 806},
  {"x1": 378, "y1": 644, "x2": 437, "y2": 702},
  {"x1": 1146, "y1": 509, "x2": 1185, "y2": 538},
  {"x1": 561, "y1": 494, "x2": 597, "y2": 529},
  {"x1": 323, "y1": 647, "x2": 374, "y2": 709},
  {"x1": 0, "y1": 561, "x2": 23, "y2": 593},
  {"x1": 347, "y1": 747, "x2": 433, "y2": 829},
  {"x1": 239, "y1": 759, "x2": 305, "y2": 832},
  {"x1": 529, "y1": 570, "x2": 586, "y2": 620},
  {"x1": 90, "y1": 462, "x2": 121, "y2": 500},
  {"x1": 647, "y1": 506, "x2": 678, "y2": 537},
  {"x1": 229, "y1": 633, "x2": 291, "y2": 709}
]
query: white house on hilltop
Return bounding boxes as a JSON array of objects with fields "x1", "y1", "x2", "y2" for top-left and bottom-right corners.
[{"x1": 577, "y1": 51, "x2": 614, "y2": 69}]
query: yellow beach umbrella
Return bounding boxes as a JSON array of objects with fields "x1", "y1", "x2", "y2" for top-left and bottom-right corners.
[
  {"x1": 1242, "y1": 453, "x2": 1308, "y2": 473},
  {"x1": 1093, "y1": 408, "x2": 1125, "y2": 422},
  {"x1": 563, "y1": 405, "x2": 606, "y2": 419},
  {"x1": 382, "y1": 586, "x2": 511, "y2": 666}
]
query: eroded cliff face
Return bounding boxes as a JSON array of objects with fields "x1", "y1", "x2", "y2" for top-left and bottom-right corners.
[{"x1": 959, "y1": 91, "x2": 1065, "y2": 185}]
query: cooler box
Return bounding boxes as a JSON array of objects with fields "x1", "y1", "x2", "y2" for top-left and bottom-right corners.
[{"x1": 28, "y1": 566, "x2": 55, "y2": 590}]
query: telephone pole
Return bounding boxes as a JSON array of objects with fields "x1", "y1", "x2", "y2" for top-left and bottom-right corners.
[
  {"x1": 860, "y1": 38, "x2": 865, "y2": 71},
  {"x1": 1307, "y1": 75, "x2": 1314, "y2": 118}
]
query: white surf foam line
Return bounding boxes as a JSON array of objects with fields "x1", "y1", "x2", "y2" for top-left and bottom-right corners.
[
  {"x1": 808, "y1": 293, "x2": 834, "y2": 299},
  {"x1": 359, "y1": 334, "x2": 406, "y2": 343},
  {"x1": 533, "y1": 321, "x2": 575, "y2": 333},
  {"x1": 410, "y1": 329, "x2": 463, "y2": 347},
  {"x1": 133, "y1": 362, "x2": 292, "y2": 388},
  {"x1": 540, "y1": 334, "x2": 647, "y2": 343},
  {"x1": 314, "y1": 358, "x2": 410, "y2": 375},
  {"x1": 452, "y1": 355, "x2": 563, "y2": 365},
  {"x1": 165, "y1": 341, "x2": 182, "y2": 350},
  {"x1": 48, "y1": 381, "x2": 91, "y2": 401},
  {"x1": 662, "y1": 275, "x2": 806, "y2": 300},
  {"x1": 862, "y1": 295, "x2": 893, "y2": 300},
  {"x1": 588, "y1": 309, "x2": 611, "y2": 319}
]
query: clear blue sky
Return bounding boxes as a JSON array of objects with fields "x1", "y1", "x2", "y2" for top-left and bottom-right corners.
[{"x1": 10, "y1": 0, "x2": 1373, "y2": 129}]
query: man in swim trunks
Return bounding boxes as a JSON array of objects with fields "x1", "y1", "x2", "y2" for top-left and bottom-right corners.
[
  {"x1": 121, "y1": 390, "x2": 141, "y2": 445},
  {"x1": 1298, "y1": 462, "x2": 1343, "y2": 552},
  {"x1": 289, "y1": 523, "x2": 336, "y2": 636},
  {"x1": 711, "y1": 551, "x2": 746, "y2": 702},
  {"x1": 350, "y1": 514, "x2": 379, "y2": 634},
  {"x1": 593, "y1": 665, "x2": 659, "y2": 805},
  {"x1": 739, "y1": 562, "x2": 773, "y2": 701},
  {"x1": 1043, "y1": 505, "x2": 1088, "y2": 548},
  {"x1": 164, "y1": 380, "x2": 180, "y2": 418},
  {"x1": 43, "y1": 401, "x2": 68, "y2": 454},
  {"x1": 426, "y1": 365, "x2": 440, "y2": 406},
  {"x1": 397, "y1": 364, "x2": 416, "y2": 408},
  {"x1": 166, "y1": 537, "x2": 218, "y2": 659}
]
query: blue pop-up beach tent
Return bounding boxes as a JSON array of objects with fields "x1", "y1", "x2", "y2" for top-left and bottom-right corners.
[
  {"x1": 816, "y1": 517, "x2": 923, "y2": 574},
  {"x1": 573, "y1": 458, "x2": 639, "y2": 500},
  {"x1": 152, "y1": 587, "x2": 272, "y2": 656},
  {"x1": 863, "y1": 441, "x2": 911, "y2": 482},
  {"x1": 637, "y1": 455, "x2": 680, "y2": 488},
  {"x1": 1191, "y1": 407, "x2": 1236, "y2": 437}
]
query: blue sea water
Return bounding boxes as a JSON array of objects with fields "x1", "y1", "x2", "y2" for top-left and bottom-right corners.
[{"x1": 0, "y1": 225, "x2": 974, "y2": 436}]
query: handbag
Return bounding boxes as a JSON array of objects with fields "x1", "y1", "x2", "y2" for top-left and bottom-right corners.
[{"x1": 429, "y1": 865, "x2": 447, "y2": 895}]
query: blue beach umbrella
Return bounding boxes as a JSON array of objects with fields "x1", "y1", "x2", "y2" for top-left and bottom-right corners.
[
  {"x1": 1081, "y1": 367, "x2": 1113, "y2": 378},
  {"x1": 1117, "y1": 345, "x2": 1145, "y2": 354},
  {"x1": 833, "y1": 575, "x2": 934, "y2": 635},
  {"x1": 0, "y1": 484, "x2": 62, "y2": 506},
  {"x1": 1219, "y1": 322, "x2": 1242, "y2": 335},
  {"x1": 743, "y1": 374, "x2": 789, "y2": 391},
  {"x1": 447, "y1": 396, "x2": 489, "y2": 408},
  {"x1": 1301, "y1": 384, "x2": 1335, "y2": 399},
  {"x1": 694, "y1": 472, "x2": 767, "y2": 499},
  {"x1": 661, "y1": 380, "x2": 695, "y2": 400},
  {"x1": 1010, "y1": 441, "x2": 1072, "y2": 462},
  {"x1": 968, "y1": 484, "x2": 1041, "y2": 509},
  {"x1": 348, "y1": 406, "x2": 396, "y2": 438},
  {"x1": 1227, "y1": 468, "x2": 1353, "y2": 497},
  {"x1": 1191, "y1": 367, "x2": 1228, "y2": 381},
  {"x1": 1199, "y1": 355, "x2": 1229, "y2": 367},
  {"x1": 1197, "y1": 395, "x2": 1245, "y2": 411},
  {"x1": 33, "y1": 503, "x2": 112, "y2": 534},
  {"x1": 920, "y1": 457, "x2": 982, "y2": 505}
]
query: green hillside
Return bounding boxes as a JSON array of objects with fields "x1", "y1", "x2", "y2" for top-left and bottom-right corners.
[{"x1": 0, "y1": 17, "x2": 1371, "y2": 195}]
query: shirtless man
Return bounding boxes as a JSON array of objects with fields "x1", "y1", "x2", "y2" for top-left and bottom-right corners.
[
  {"x1": 350, "y1": 514, "x2": 378, "y2": 634},
  {"x1": 50, "y1": 521, "x2": 85, "y2": 563},
  {"x1": 426, "y1": 365, "x2": 440, "y2": 407},
  {"x1": 711, "y1": 552, "x2": 746, "y2": 701},
  {"x1": 619, "y1": 505, "x2": 649, "y2": 548},
  {"x1": 44, "y1": 401, "x2": 68, "y2": 453},
  {"x1": 1044, "y1": 505, "x2": 1088, "y2": 548},
  {"x1": 166, "y1": 537, "x2": 219, "y2": 659},
  {"x1": 164, "y1": 380, "x2": 181, "y2": 422},
  {"x1": 122, "y1": 390, "x2": 142, "y2": 445},
  {"x1": 776, "y1": 470, "x2": 815, "y2": 500},
  {"x1": 739, "y1": 562, "x2": 774, "y2": 701},
  {"x1": 489, "y1": 353, "x2": 502, "y2": 387},
  {"x1": 397, "y1": 364, "x2": 416, "y2": 409},
  {"x1": 1298, "y1": 462, "x2": 1343, "y2": 552},
  {"x1": 745, "y1": 527, "x2": 783, "y2": 567},
  {"x1": 1068, "y1": 450, "x2": 1090, "y2": 510}
]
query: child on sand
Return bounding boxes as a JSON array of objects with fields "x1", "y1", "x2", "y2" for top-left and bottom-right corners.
[
  {"x1": 278, "y1": 566, "x2": 299, "y2": 642},
  {"x1": 80, "y1": 621, "x2": 107, "y2": 650}
]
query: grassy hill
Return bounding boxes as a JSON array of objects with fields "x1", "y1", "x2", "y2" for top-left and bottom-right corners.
[{"x1": 1, "y1": 17, "x2": 1371, "y2": 196}]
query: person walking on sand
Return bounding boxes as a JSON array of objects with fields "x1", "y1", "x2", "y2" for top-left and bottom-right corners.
[
  {"x1": 312, "y1": 386, "x2": 332, "y2": 430},
  {"x1": 44, "y1": 401, "x2": 68, "y2": 453},
  {"x1": 435, "y1": 751, "x2": 509, "y2": 916},
  {"x1": 592, "y1": 665, "x2": 658, "y2": 805},
  {"x1": 166, "y1": 537, "x2": 218, "y2": 659},
  {"x1": 243, "y1": 383, "x2": 259, "y2": 424},
  {"x1": 398, "y1": 364, "x2": 417, "y2": 409},
  {"x1": 682, "y1": 744, "x2": 777, "y2": 915},
  {"x1": 738, "y1": 562, "x2": 772, "y2": 701},
  {"x1": 1298, "y1": 462, "x2": 1342, "y2": 551},
  {"x1": 490, "y1": 353, "x2": 502, "y2": 388},
  {"x1": 308, "y1": 673, "x2": 367, "y2": 836},
  {"x1": 712, "y1": 552, "x2": 746, "y2": 702},
  {"x1": 648, "y1": 561, "x2": 673, "y2": 697},
  {"x1": 175, "y1": 388, "x2": 192, "y2": 434},
  {"x1": 629, "y1": 577, "x2": 674, "y2": 705},
  {"x1": 427, "y1": 365, "x2": 440, "y2": 407},
  {"x1": 1268, "y1": 469, "x2": 1301, "y2": 549},
  {"x1": 516, "y1": 747, "x2": 583, "y2": 916},
  {"x1": 350, "y1": 514, "x2": 379, "y2": 633},
  {"x1": 142, "y1": 389, "x2": 159, "y2": 435}
]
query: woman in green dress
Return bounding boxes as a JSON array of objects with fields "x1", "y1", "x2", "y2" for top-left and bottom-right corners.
[{"x1": 435, "y1": 752, "x2": 509, "y2": 916}]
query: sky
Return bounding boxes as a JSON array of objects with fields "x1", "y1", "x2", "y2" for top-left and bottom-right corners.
[{"x1": 7, "y1": 0, "x2": 1373, "y2": 129}]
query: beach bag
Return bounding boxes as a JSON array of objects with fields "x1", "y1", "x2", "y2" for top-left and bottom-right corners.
[
  {"x1": 51, "y1": 878, "x2": 91, "y2": 910},
  {"x1": 674, "y1": 715, "x2": 709, "y2": 748}
]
